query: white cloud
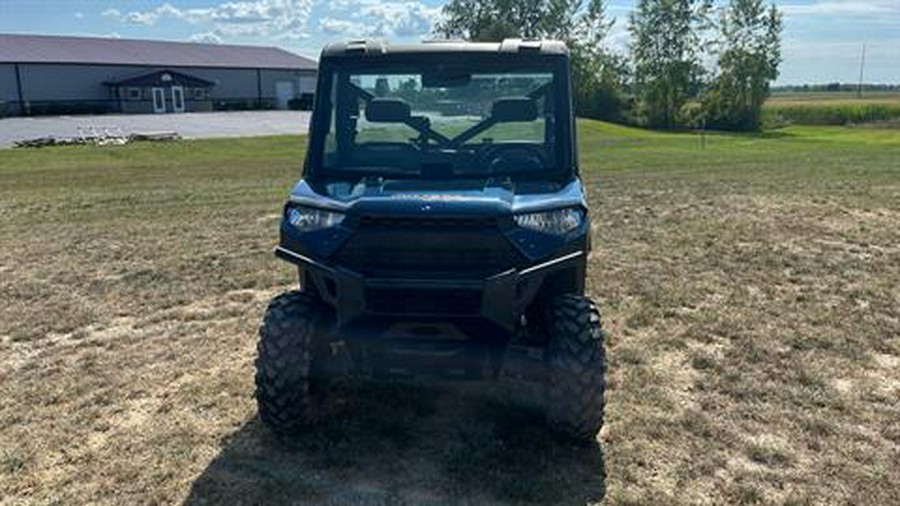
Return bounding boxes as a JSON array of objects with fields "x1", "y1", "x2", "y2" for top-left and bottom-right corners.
[
  {"x1": 362, "y1": 2, "x2": 442, "y2": 37},
  {"x1": 105, "y1": 0, "x2": 314, "y2": 39},
  {"x1": 190, "y1": 31, "x2": 225, "y2": 44},
  {"x1": 123, "y1": 11, "x2": 163, "y2": 25},
  {"x1": 102, "y1": 0, "x2": 441, "y2": 44},
  {"x1": 79, "y1": 31, "x2": 122, "y2": 39},
  {"x1": 319, "y1": 0, "x2": 442, "y2": 39},
  {"x1": 277, "y1": 31, "x2": 311, "y2": 40},
  {"x1": 326, "y1": 0, "x2": 358, "y2": 9},
  {"x1": 319, "y1": 17, "x2": 369, "y2": 37}
]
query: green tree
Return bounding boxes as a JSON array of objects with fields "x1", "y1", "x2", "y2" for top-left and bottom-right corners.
[
  {"x1": 567, "y1": 0, "x2": 630, "y2": 122},
  {"x1": 435, "y1": 0, "x2": 626, "y2": 121},
  {"x1": 629, "y1": 0, "x2": 711, "y2": 128},
  {"x1": 702, "y1": 0, "x2": 782, "y2": 131},
  {"x1": 436, "y1": 0, "x2": 545, "y2": 41}
]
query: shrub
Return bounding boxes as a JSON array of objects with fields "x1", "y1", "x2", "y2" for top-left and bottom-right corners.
[{"x1": 288, "y1": 94, "x2": 314, "y2": 111}]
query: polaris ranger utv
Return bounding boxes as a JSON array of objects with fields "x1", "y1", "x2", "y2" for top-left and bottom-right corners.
[{"x1": 257, "y1": 39, "x2": 606, "y2": 442}]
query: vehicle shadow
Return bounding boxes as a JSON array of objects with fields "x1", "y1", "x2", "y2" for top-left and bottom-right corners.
[{"x1": 183, "y1": 382, "x2": 605, "y2": 505}]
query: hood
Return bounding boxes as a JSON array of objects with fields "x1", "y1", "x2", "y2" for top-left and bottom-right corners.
[{"x1": 288, "y1": 177, "x2": 586, "y2": 216}]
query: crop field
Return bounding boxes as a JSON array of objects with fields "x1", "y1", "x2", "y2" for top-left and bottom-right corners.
[
  {"x1": 1, "y1": 121, "x2": 899, "y2": 505},
  {"x1": 765, "y1": 91, "x2": 900, "y2": 126},
  {"x1": 768, "y1": 90, "x2": 900, "y2": 102}
]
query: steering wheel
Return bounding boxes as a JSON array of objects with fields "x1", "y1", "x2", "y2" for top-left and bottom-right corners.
[{"x1": 477, "y1": 143, "x2": 548, "y2": 174}]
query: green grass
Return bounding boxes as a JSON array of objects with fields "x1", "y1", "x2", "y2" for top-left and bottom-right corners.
[{"x1": 1, "y1": 122, "x2": 899, "y2": 505}]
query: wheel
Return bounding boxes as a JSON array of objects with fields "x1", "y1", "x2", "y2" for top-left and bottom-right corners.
[
  {"x1": 544, "y1": 294, "x2": 607, "y2": 442},
  {"x1": 255, "y1": 290, "x2": 328, "y2": 434}
]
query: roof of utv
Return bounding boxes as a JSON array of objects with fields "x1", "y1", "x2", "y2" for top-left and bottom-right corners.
[{"x1": 320, "y1": 39, "x2": 569, "y2": 59}]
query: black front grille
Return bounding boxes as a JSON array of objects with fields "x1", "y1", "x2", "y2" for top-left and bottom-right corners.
[
  {"x1": 358, "y1": 215, "x2": 498, "y2": 230},
  {"x1": 334, "y1": 214, "x2": 520, "y2": 277},
  {"x1": 366, "y1": 287, "x2": 481, "y2": 315},
  {"x1": 340, "y1": 244, "x2": 500, "y2": 273}
]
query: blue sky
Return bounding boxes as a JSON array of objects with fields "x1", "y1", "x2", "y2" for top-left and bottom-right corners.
[{"x1": 1, "y1": 0, "x2": 897, "y2": 84}]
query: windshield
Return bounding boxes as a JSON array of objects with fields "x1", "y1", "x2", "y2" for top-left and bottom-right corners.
[{"x1": 312, "y1": 62, "x2": 568, "y2": 180}]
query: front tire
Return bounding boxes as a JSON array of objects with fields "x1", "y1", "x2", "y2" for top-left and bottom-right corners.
[
  {"x1": 255, "y1": 291, "x2": 326, "y2": 434},
  {"x1": 545, "y1": 294, "x2": 607, "y2": 442}
]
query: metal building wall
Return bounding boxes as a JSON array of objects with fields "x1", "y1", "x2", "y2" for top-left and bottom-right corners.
[
  {"x1": 259, "y1": 69, "x2": 318, "y2": 95},
  {"x1": 176, "y1": 67, "x2": 258, "y2": 100},
  {"x1": 2, "y1": 63, "x2": 317, "y2": 115},
  {"x1": 0, "y1": 63, "x2": 21, "y2": 116},
  {"x1": 17, "y1": 64, "x2": 133, "y2": 99}
]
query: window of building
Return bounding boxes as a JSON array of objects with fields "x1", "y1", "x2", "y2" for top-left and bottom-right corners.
[
  {"x1": 127, "y1": 88, "x2": 142, "y2": 100},
  {"x1": 194, "y1": 88, "x2": 206, "y2": 100}
]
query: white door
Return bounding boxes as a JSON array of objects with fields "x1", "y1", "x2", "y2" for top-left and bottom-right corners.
[
  {"x1": 275, "y1": 81, "x2": 294, "y2": 110},
  {"x1": 171, "y1": 86, "x2": 185, "y2": 113},
  {"x1": 151, "y1": 87, "x2": 166, "y2": 113}
]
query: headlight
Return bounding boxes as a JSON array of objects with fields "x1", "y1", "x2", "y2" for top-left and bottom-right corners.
[
  {"x1": 286, "y1": 206, "x2": 345, "y2": 232},
  {"x1": 514, "y1": 208, "x2": 584, "y2": 235}
]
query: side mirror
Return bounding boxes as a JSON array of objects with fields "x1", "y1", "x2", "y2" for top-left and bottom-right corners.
[
  {"x1": 365, "y1": 98, "x2": 411, "y2": 123},
  {"x1": 491, "y1": 97, "x2": 538, "y2": 122}
]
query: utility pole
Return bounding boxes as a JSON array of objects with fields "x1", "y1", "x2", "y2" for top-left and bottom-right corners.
[{"x1": 857, "y1": 43, "x2": 866, "y2": 99}]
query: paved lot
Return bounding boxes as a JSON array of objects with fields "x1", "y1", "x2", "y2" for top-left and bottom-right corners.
[{"x1": 0, "y1": 111, "x2": 311, "y2": 147}]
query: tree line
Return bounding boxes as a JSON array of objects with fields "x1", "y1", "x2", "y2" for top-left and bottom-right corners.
[{"x1": 436, "y1": 0, "x2": 783, "y2": 131}]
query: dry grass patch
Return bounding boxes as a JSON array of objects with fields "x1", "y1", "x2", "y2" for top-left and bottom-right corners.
[
  {"x1": 2, "y1": 124, "x2": 899, "y2": 504},
  {"x1": 594, "y1": 155, "x2": 900, "y2": 504}
]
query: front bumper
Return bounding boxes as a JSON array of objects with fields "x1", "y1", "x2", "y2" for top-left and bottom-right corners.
[{"x1": 274, "y1": 246, "x2": 584, "y2": 331}]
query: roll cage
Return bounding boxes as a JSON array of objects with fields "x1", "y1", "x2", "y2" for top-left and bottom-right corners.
[{"x1": 344, "y1": 80, "x2": 555, "y2": 150}]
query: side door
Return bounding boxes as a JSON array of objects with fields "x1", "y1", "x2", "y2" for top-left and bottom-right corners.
[
  {"x1": 171, "y1": 86, "x2": 185, "y2": 113},
  {"x1": 275, "y1": 81, "x2": 294, "y2": 110},
  {"x1": 151, "y1": 87, "x2": 166, "y2": 113}
]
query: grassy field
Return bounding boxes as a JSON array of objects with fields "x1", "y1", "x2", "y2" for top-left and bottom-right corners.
[
  {"x1": 1, "y1": 121, "x2": 899, "y2": 505},
  {"x1": 765, "y1": 91, "x2": 900, "y2": 126}
]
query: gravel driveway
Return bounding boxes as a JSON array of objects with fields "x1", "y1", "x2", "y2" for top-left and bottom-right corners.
[{"x1": 0, "y1": 111, "x2": 311, "y2": 148}]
